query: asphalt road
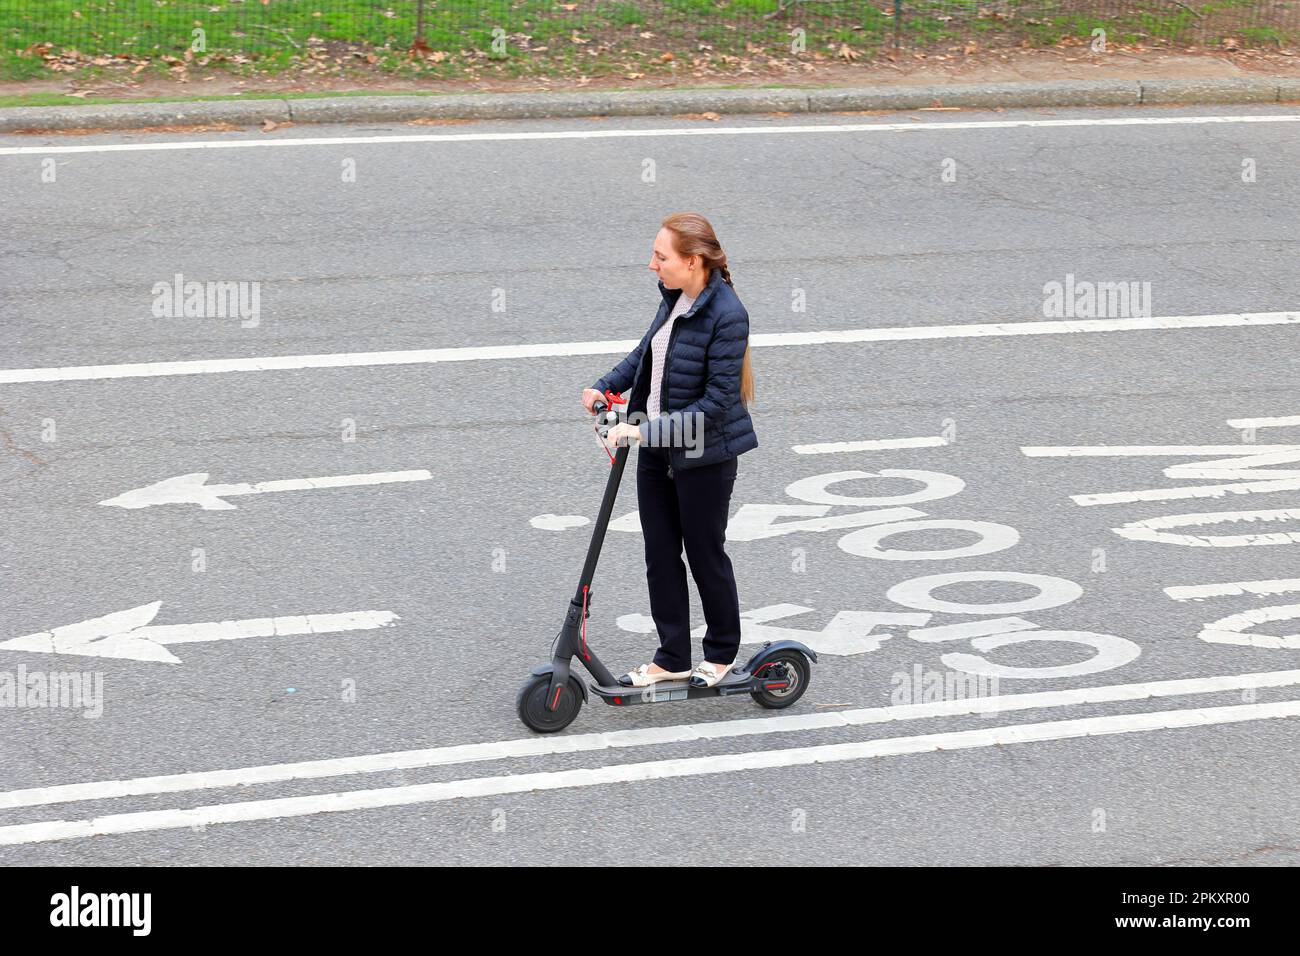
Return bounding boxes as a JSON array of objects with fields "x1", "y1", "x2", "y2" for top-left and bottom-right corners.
[{"x1": 0, "y1": 103, "x2": 1298, "y2": 865}]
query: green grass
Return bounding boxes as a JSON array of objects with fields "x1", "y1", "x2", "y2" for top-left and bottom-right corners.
[
  {"x1": 1, "y1": 0, "x2": 1294, "y2": 82},
  {"x1": 1240, "y1": 26, "x2": 1289, "y2": 46}
]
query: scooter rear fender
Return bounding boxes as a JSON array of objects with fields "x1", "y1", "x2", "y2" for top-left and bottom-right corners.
[{"x1": 742, "y1": 640, "x2": 819, "y2": 671}]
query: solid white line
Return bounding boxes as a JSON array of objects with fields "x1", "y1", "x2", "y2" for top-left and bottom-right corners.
[
  {"x1": 2, "y1": 311, "x2": 1296, "y2": 385},
  {"x1": 3, "y1": 114, "x2": 1298, "y2": 156},
  {"x1": 1022, "y1": 444, "x2": 1300, "y2": 457},
  {"x1": 2, "y1": 667, "x2": 1299, "y2": 812},
  {"x1": 0, "y1": 337, "x2": 641, "y2": 384},
  {"x1": 2, "y1": 700, "x2": 1297, "y2": 846},
  {"x1": 1226, "y1": 415, "x2": 1300, "y2": 429},
  {"x1": 792, "y1": 437, "x2": 949, "y2": 454},
  {"x1": 1166, "y1": 579, "x2": 1300, "y2": 601}
]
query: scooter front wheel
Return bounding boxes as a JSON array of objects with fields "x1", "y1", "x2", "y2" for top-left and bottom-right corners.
[{"x1": 516, "y1": 673, "x2": 584, "y2": 733}]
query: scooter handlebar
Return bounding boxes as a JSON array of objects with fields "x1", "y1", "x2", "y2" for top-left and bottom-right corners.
[{"x1": 592, "y1": 401, "x2": 621, "y2": 426}]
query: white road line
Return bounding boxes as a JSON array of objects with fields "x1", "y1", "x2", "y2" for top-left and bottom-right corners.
[
  {"x1": 99, "y1": 468, "x2": 433, "y2": 510},
  {"x1": 792, "y1": 437, "x2": 949, "y2": 454},
  {"x1": 3, "y1": 668, "x2": 1299, "y2": 812},
  {"x1": 2, "y1": 699, "x2": 1297, "y2": 846},
  {"x1": 3, "y1": 114, "x2": 1298, "y2": 156},
  {"x1": 1112, "y1": 507, "x2": 1300, "y2": 547},
  {"x1": 1226, "y1": 415, "x2": 1300, "y2": 429},
  {"x1": 1166, "y1": 579, "x2": 1300, "y2": 601},
  {"x1": 1072, "y1": 478, "x2": 1300, "y2": 506},
  {"x1": 0, "y1": 602, "x2": 400, "y2": 664},
  {"x1": 1022, "y1": 444, "x2": 1300, "y2": 457},
  {"x1": 2, "y1": 311, "x2": 1296, "y2": 386}
]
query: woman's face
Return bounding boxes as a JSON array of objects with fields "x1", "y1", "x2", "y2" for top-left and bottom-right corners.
[{"x1": 648, "y1": 227, "x2": 696, "y2": 289}]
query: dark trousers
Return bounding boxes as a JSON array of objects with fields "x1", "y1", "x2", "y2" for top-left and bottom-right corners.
[{"x1": 636, "y1": 445, "x2": 741, "y2": 671}]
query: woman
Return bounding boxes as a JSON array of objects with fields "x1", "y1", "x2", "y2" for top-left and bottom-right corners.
[{"x1": 582, "y1": 212, "x2": 758, "y2": 690}]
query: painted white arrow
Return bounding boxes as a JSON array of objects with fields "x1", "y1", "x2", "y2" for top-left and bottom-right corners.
[
  {"x1": 100, "y1": 469, "x2": 432, "y2": 510},
  {"x1": 0, "y1": 602, "x2": 400, "y2": 663}
]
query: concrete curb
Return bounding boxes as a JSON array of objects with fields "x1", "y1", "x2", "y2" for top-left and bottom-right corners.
[{"x1": 1, "y1": 77, "x2": 1297, "y2": 133}]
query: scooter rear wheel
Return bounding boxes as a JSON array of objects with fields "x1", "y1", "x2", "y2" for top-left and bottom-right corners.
[
  {"x1": 750, "y1": 651, "x2": 811, "y2": 709},
  {"x1": 516, "y1": 673, "x2": 584, "y2": 733}
]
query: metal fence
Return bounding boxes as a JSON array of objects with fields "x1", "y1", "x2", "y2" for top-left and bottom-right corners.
[{"x1": 2, "y1": 1, "x2": 1295, "y2": 78}]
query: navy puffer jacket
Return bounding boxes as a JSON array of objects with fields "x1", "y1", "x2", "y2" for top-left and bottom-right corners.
[{"x1": 592, "y1": 266, "x2": 758, "y2": 471}]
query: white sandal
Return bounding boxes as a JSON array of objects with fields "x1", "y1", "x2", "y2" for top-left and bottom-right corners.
[
  {"x1": 689, "y1": 660, "x2": 736, "y2": 688},
  {"x1": 618, "y1": 663, "x2": 692, "y2": 687}
]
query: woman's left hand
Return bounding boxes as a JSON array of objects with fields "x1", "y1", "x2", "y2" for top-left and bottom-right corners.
[{"x1": 605, "y1": 422, "x2": 642, "y2": 446}]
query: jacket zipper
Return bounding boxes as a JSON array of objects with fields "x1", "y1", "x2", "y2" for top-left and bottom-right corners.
[
  {"x1": 657, "y1": 303, "x2": 691, "y2": 480},
  {"x1": 659, "y1": 298, "x2": 693, "y2": 415}
]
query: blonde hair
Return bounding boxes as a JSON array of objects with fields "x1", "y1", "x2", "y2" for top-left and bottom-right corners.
[{"x1": 660, "y1": 211, "x2": 754, "y2": 408}]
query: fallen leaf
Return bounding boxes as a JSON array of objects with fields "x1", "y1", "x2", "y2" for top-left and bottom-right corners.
[{"x1": 405, "y1": 117, "x2": 477, "y2": 126}]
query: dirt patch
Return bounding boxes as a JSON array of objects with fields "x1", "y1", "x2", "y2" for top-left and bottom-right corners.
[
  {"x1": 1, "y1": 46, "x2": 1296, "y2": 102},
  {"x1": 6, "y1": 121, "x2": 248, "y2": 136}
]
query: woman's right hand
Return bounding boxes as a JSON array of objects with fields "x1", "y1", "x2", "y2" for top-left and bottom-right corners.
[{"x1": 582, "y1": 388, "x2": 605, "y2": 414}]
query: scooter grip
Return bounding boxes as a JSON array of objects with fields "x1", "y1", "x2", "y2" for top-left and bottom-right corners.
[{"x1": 593, "y1": 402, "x2": 620, "y2": 428}]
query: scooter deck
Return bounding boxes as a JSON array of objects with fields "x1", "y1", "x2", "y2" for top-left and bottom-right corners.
[{"x1": 589, "y1": 668, "x2": 779, "y2": 705}]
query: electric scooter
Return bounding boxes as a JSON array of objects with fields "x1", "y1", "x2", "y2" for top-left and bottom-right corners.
[{"x1": 516, "y1": 390, "x2": 817, "y2": 733}]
